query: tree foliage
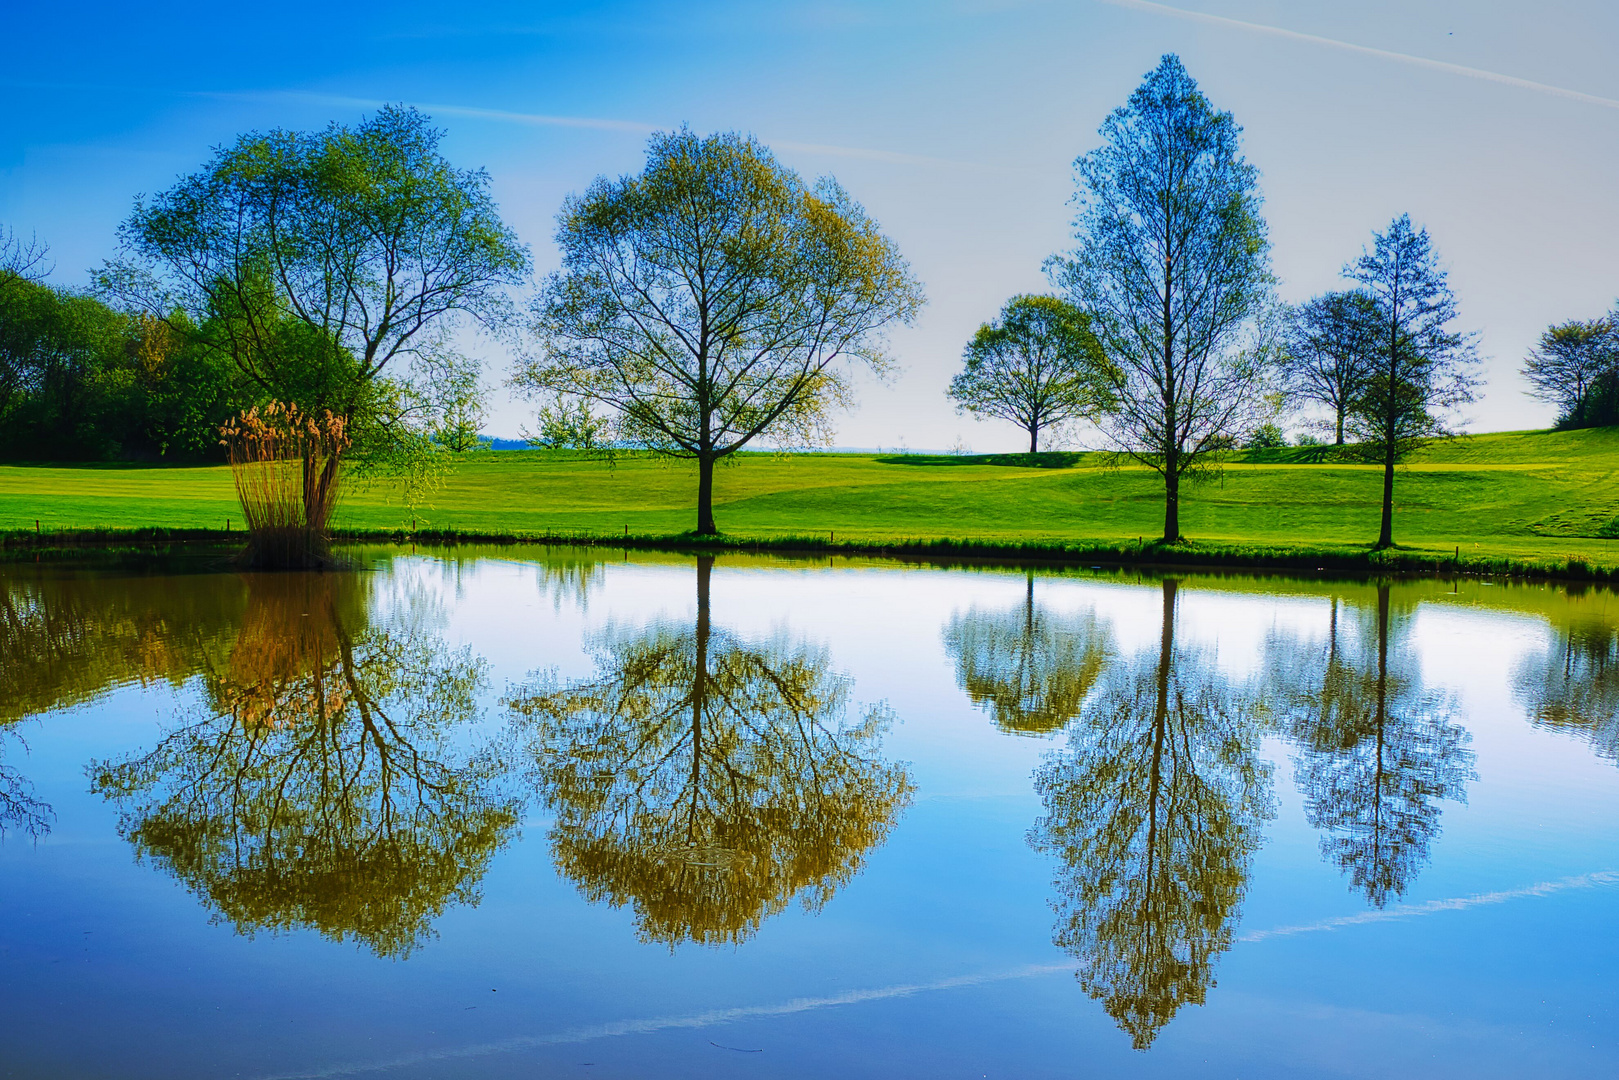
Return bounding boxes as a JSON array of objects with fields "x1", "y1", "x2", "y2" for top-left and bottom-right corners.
[
  {"x1": 942, "y1": 573, "x2": 1112, "y2": 735},
  {"x1": 103, "y1": 106, "x2": 527, "y2": 503},
  {"x1": 517, "y1": 129, "x2": 924, "y2": 534},
  {"x1": 1342, "y1": 215, "x2": 1479, "y2": 549},
  {"x1": 1281, "y1": 290, "x2": 1381, "y2": 445},
  {"x1": 1049, "y1": 55, "x2": 1275, "y2": 542},
  {"x1": 1028, "y1": 579, "x2": 1274, "y2": 1049},
  {"x1": 1262, "y1": 589, "x2": 1473, "y2": 906},
  {"x1": 90, "y1": 572, "x2": 520, "y2": 958},
  {"x1": 507, "y1": 557, "x2": 913, "y2": 946},
  {"x1": 1521, "y1": 317, "x2": 1618, "y2": 430},
  {"x1": 947, "y1": 294, "x2": 1113, "y2": 452}
]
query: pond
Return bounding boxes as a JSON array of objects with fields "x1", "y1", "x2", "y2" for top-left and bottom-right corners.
[{"x1": 2, "y1": 547, "x2": 1617, "y2": 1078}]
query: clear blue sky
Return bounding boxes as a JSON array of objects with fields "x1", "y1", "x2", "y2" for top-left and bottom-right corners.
[{"x1": 4, "y1": 0, "x2": 1616, "y2": 449}]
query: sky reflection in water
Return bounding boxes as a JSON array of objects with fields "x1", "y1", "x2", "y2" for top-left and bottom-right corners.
[{"x1": 1, "y1": 547, "x2": 1617, "y2": 1078}]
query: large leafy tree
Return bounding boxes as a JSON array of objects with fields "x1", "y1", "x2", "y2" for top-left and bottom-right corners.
[
  {"x1": 1343, "y1": 215, "x2": 1479, "y2": 549},
  {"x1": 103, "y1": 106, "x2": 528, "y2": 504},
  {"x1": 1262, "y1": 586, "x2": 1473, "y2": 906},
  {"x1": 1514, "y1": 607, "x2": 1619, "y2": 763},
  {"x1": 947, "y1": 294, "x2": 1113, "y2": 453},
  {"x1": 1029, "y1": 579, "x2": 1274, "y2": 1049},
  {"x1": 942, "y1": 572, "x2": 1112, "y2": 736},
  {"x1": 1521, "y1": 317, "x2": 1618, "y2": 430},
  {"x1": 517, "y1": 129, "x2": 925, "y2": 535},
  {"x1": 1049, "y1": 55, "x2": 1275, "y2": 543},
  {"x1": 1281, "y1": 290, "x2": 1380, "y2": 446},
  {"x1": 508, "y1": 556, "x2": 913, "y2": 946},
  {"x1": 90, "y1": 572, "x2": 520, "y2": 958}
]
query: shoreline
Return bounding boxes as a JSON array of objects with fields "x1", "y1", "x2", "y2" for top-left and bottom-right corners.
[{"x1": 3, "y1": 525, "x2": 1613, "y2": 584}]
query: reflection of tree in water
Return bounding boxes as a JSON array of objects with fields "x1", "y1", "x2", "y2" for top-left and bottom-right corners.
[
  {"x1": 91, "y1": 573, "x2": 519, "y2": 958},
  {"x1": 1029, "y1": 579, "x2": 1273, "y2": 1050},
  {"x1": 1514, "y1": 606, "x2": 1619, "y2": 762},
  {"x1": 509, "y1": 557, "x2": 913, "y2": 947},
  {"x1": 0, "y1": 732, "x2": 52, "y2": 840},
  {"x1": 1265, "y1": 586, "x2": 1473, "y2": 907},
  {"x1": 942, "y1": 571, "x2": 1112, "y2": 736}
]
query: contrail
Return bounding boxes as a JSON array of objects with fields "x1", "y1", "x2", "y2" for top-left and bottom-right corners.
[
  {"x1": 1239, "y1": 869, "x2": 1619, "y2": 943},
  {"x1": 252, "y1": 963, "x2": 1073, "y2": 1080},
  {"x1": 227, "y1": 91, "x2": 994, "y2": 171},
  {"x1": 1094, "y1": 0, "x2": 1619, "y2": 112},
  {"x1": 253, "y1": 868, "x2": 1617, "y2": 1078}
]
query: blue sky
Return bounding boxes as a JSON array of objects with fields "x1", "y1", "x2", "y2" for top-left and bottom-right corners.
[{"x1": 4, "y1": 0, "x2": 1616, "y2": 448}]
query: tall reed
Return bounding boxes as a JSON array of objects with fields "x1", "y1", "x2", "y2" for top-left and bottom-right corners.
[{"x1": 220, "y1": 403, "x2": 351, "y2": 568}]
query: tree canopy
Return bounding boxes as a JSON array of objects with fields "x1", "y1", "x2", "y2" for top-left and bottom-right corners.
[
  {"x1": 1281, "y1": 290, "x2": 1380, "y2": 446},
  {"x1": 1522, "y1": 316, "x2": 1617, "y2": 430},
  {"x1": 516, "y1": 129, "x2": 924, "y2": 535},
  {"x1": 1049, "y1": 55, "x2": 1275, "y2": 542},
  {"x1": 1343, "y1": 214, "x2": 1479, "y2": 549},
  {"x1": 947, "y1": 294, "x2": 1113, "y2": 453},
  {"x1": 103, "y1": 106, "x2": 527, "y2": 494}
]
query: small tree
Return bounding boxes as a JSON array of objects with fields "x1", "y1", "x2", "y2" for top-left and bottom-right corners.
[
  {"x1": 104, "y1": 106, "x2": 528, "y2": 553},
  {"x1": 1522, "y1": 317, "x2": 1617, "y2": 429},
  {"x1": 1282, "y1": 290, "x2": 1380, "y2": 445},
  {"x1": 1048, "y1": 56, "x2": 1275, "y2": 543},
  {"x1": 1343, "y1": 215, "x2": 1479, "y2": 549},
  {"x1": 947, "y1": 295, "x2": 1112, "y2": 453},
  {"x1": 517, "y1": 129, "x2": 924, "y2": 535}
]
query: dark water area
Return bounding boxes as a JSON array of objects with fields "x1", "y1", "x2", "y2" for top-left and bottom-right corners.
[{"x1": 2, "y1": 547, "x2": 1617, "y2": 1078}]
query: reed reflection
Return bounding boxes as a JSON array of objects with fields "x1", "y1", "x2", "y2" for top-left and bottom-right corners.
[
  {"x1": 1514, "y1": 601, "x2": 1619, "y2": 761},
  {"x1": 91, "y1": 573, "x2": 519, "y2": 958},
  {"x1": 1265, "y1": 585, "x2": 1473, "y2": 907},
  {"x1": 1029, "y1": 579, "x2": 1274, "y2": 1050},
  {"x1": 942, "y1": 571, "x2": 1112, "y2": 736},
  {"x1": 509, "y1": 556, "x2": 914, "y2": 947}
]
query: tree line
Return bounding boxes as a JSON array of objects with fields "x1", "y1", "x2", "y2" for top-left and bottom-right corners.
[{"x1": 0, "y1": 56, "x2": 1611, "y2": 552}]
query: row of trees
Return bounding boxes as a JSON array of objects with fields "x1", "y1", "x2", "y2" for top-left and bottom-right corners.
[{"x1": 2, "y1": 55, "x2": 1607, "y2": 552}]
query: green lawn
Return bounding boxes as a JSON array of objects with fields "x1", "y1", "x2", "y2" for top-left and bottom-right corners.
[{"x1": 2, "y1": 427, "x2": 1617, "y2": 570}]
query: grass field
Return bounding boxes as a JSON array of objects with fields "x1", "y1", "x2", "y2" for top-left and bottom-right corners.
[{"x1": 2, "y1": 426, "x2": 1616, "y2": 572}]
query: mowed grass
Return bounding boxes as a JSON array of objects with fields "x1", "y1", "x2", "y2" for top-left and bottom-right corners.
[{"x1": 2, "y1": 426, "x2": 1617, "y2": 567}]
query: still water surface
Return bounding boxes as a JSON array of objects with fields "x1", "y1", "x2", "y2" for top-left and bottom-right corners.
[{"x1": 2, "y1": 547, "x2": 1618, "y2": 1078}]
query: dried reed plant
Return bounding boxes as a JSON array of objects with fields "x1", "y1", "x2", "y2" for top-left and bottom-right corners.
[{"x1": 220, "y1": 402, "x2": 352, "y2": 568}]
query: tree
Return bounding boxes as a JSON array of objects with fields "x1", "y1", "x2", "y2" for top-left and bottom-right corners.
[
  {"x1": 0, "y1": 224, "x2": 49, "y2": 301},
  {"x1": 90, "y1": 572, "x2": 520, "y2": 958},
  {"x1": 941, "y1": 571, "x2": 1112, "y2": 735},
  {"x1": 1028, "y1": 579, "x2": 1274, "y2": 1049},
  {"x1": 1514, "y1": 608, "x2": 1619, "y2": 763},
  {"x1": 516, "y1": 129, "x2": 925, "y2": 535},
  {"x1": 1049, "y1": 55, "x2": 1274, "y2": 543},
  {"x1": 103, "y1": 106, "x2": 528, "y2": 542},
  {"x1": 947, "y1": 294, "x2": 1113, "y2": 453},
  {"x1": 508, "y1": 556, "x2": 913, "y2": 946},
  {"x1": 1282, "y1": 290, "x2": 1381, "y2": 445},
  {"x1": 1343, "y1": 215, "x2": 1479, "y2": 549},
  {"x1": 1262, "y1": 587, "x2": 1473, "y2": 906},
  {"x1": 1522, "y1": 317, "x2": 1618, "y2": 430}
]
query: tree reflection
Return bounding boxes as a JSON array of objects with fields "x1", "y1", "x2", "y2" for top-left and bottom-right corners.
[
  {"x1": 1264, "y1": 586, "x2": 1473, "y2": 907},
  {"x1": 1029, "y1": 579, "x2": 1273, "y2": 1050},
  {"x1": 1514, "y1": 608, "x2": 1619, "y2": 761},
  {"x1": 0, "y1": 734, "x2": 52, "y2": 840},
  {"x1": 942, "y1": 571, "x2": 1112, "y2": 735},
  {"x1": 509, "y1": 556, "x2": 913, "y2": 947},
  {"x1": 91, "y1": 573, "x2": 519, "y2": 958}
]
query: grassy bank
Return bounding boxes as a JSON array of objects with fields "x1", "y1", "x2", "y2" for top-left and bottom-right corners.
[{"x1": 2, "y1": 426, "x2": 1616, "y2": 576}]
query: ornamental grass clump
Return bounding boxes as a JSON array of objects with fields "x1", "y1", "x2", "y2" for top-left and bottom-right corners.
[{"x1": 220, "y1": 402, "x2": 351, "y2": 568}]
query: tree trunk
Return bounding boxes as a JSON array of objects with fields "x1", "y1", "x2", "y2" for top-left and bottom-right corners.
[
  {"x1": 696, "y1": 454, "x2": 717, "y2": 535},
  {"x1": 1029, "y1": 424, "x2": 1039, "y2": 454},
  {"x1": 1334, "y1": 406, "x2": 1345, "y2": 446},
  {"x1": 690, "y1": 555, "x2": 711, "y2": 831},
  {"x1": 1162, "y1": 464, "x2": 1181, "y2": 544},
  {"x1": 1376, "y1": 440, "x2": 1395, "y2": 549}
]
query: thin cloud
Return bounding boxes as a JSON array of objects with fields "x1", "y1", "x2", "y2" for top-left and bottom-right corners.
[
  {"x1": 1239, "y1": 869, "x2": 1619, "y2": 943},
  {"x1": 229, "y1": 91, "x2": 997, "y2": 171},
  {"x1": 1094, "y1": 0, "x2": 1619, "y2": 112}
]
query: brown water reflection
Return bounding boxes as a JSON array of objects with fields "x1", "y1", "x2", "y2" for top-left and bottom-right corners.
[
  {"x1": 508, "y1": 556, "x2": 915, "y2": 947},
  {"x1": 88, "y1": 572, "x2": 521, "y2": 958}
]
